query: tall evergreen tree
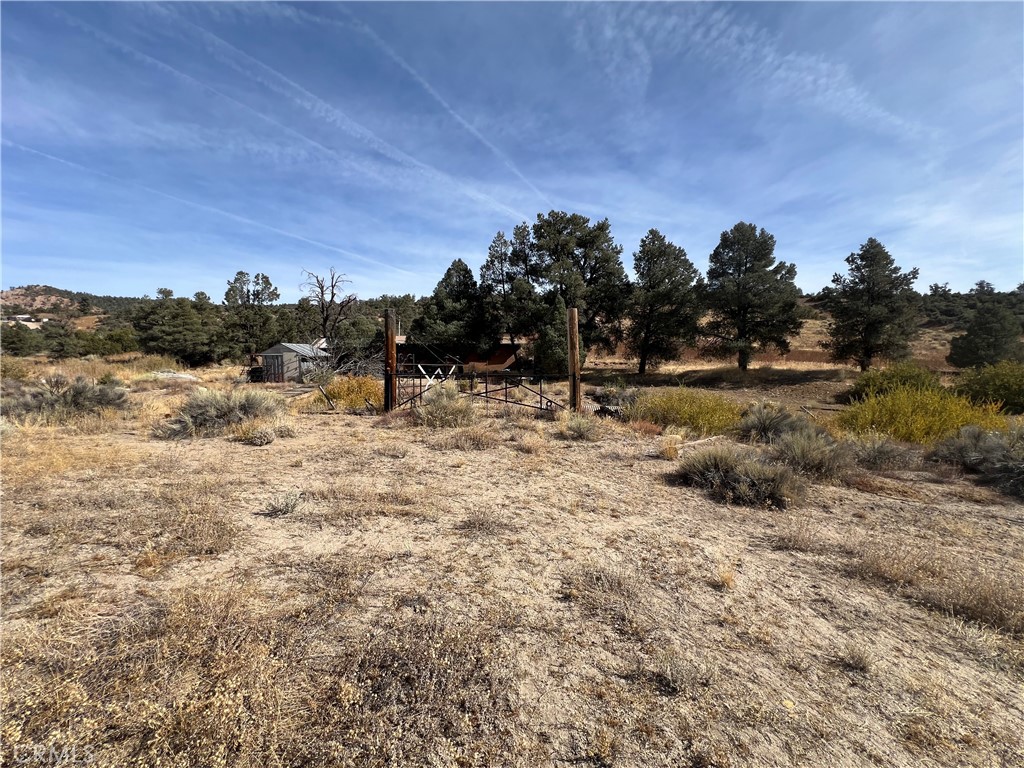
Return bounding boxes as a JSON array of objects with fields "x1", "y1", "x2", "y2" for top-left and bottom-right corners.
[
  {"x1": 530, "y1": 211, "x2": 631, "y2": 352},
  {"x1": 222, "y1": 271, "x2": 280, "y2": 357},
  {"x1": 532, "y1": 294, "x2": 570, "y2": 375},
  {"x1": 820, "y1": 238, "x2": 920, "y2": 371},
  {"x1": 479, "y1": 230, "x2": 543, "y2": 354},
  {"x1": 625, "y1": 229, "x2": 704, "y2": 375},
  {"x1": 702, "y1": 222, "x2": 802, "y2": 371},
  {"x1": 408, "y1": 259, "x2": 491, "y2": 353}
]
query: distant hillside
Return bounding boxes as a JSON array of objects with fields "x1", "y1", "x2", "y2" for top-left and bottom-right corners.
[{"x1": 1, "y1": 285, "x2": 144, "y2": 317}]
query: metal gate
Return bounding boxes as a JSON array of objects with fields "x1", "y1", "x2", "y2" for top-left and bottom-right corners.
[{"x1": 394, "y1": 364, "x2": 567, "y2": 413}]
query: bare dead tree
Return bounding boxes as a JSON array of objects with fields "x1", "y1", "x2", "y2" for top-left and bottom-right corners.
[{"x1": 301, "y1": 267, "x2": 358, "y2": 342}]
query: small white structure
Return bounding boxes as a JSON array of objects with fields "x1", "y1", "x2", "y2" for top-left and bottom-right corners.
[{"x1": 257, "y1": 342, "x2": 328, "y2": 383}]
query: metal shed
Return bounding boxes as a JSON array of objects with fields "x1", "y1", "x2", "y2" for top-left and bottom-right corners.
[{"x1": 256, "y1": 343, "x2": 328, "y2": 383}]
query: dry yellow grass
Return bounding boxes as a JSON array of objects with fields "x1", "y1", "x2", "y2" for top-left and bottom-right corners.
[{"x1": 2, "y1": 372, "x2": 1022, "y2": 767}]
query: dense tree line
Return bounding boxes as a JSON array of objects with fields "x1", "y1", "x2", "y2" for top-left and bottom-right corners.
[{"x1": 2, "y1": 211, "x2": 1021, "y2": 372}]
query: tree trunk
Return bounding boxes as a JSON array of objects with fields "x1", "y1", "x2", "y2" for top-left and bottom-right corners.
[
  {"x1": 638, "y1": 352, "x2": 648, "y2": 376},
  {"x1": 738, "y1": 349, "x2": 750, "y2": 371}
]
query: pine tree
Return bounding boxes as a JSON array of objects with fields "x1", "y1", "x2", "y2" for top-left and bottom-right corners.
[
  {"x1": 479, "y1": 230, "x2": 543, "y2": 355},
  {"x1": 532, "y1": 294, "x2": 570, "y2": 375},
  {"x1": 947, "y1": 302, "x2": 1024, "y2": 368},
  {"x1": 408, "y1": 259, "x2": 491, "y2": 353},
  {"x1": 625, "y1": 229, "x2": 704, "y2": 375},
  {"x1": 702, "y1": 222, "x2": 802, "y2": 371},
  {"x1": 530, "y1": 211, "x2": 631, "y2": 352},
  {"x1": 222, "y1": 272, "x2": 280, "y2": 357},
  {"x1": 820, "y1": 238, "x2": 920, "y2": 371}
]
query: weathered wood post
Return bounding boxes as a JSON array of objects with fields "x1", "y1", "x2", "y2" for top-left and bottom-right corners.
[
  {"x1": 567, "y1": 307, "x2": 581, "y2": 413},
  {"x1": 384, "y1": 308, "x2": 397, "y2": 412}
]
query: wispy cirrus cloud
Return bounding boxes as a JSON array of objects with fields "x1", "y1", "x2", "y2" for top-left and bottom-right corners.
[
  {"x1": 3, "y1": 139, "x2": 411, "y2": 276},
  {"x1": 143, "y1": 3, "x2": 529, "y2": 221},
  {"x1": 567, "y1": 2, "x2": 929, "y2": 141}
]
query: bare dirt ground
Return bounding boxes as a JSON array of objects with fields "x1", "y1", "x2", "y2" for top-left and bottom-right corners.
[{"x1": 2, "y1": 363, "x2": 1022, "y2": 767}]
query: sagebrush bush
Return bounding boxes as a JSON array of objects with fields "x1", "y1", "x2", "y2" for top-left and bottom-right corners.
[
  {"x1": 928, "y1": 424, "x2": 1024, "y2": 499},
  {"x1": 853, "y1": 433, "x2": 913, "y2": 470},
  {"x1": 927, "y1": 425, "x2": 1013, "y2": 473},
  {"x1": 771, "y1": 429, "x2": 854, "y2": 481},
  {"x1": 736, "y1": 402, "x2": 820, "y2": 443},
  {"x1": 320, "y1": 375, "x2": 384, "y2": 412},
  {"x1": 674, "y1": 445, "x2": 803, "y2": 508},
  {"x1": 847, "y1": 362, "x2": 941, "y2": 401},
  {"x1": 837, "y1": 385, "x2": 1006, "y2": 444},
  {"x1": 1, "y1": 374, "x2": 129, "y2": 423},
  {"x1": 955, "y1": 361, "x2": 1024, "y2": 414},
  {"x1": 155, "y1": 388, "x2": 286, "y2": 439},
  {"x1": 411, "y1": 382, "x2": 476, "y2": 428},
  {"x1": 558, "y1": 412, "x2": 601, "y2": 441},
  {"x1": 623, "y1": 387, "x2": 741, "y2": 436}
]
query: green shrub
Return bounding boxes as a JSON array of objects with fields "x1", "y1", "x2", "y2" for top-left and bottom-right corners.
[
  {"x1": 674, "y1": 445, "x2": 803, "y2": 509},
  {"x1": 320, "y1": 376, "x2": 384, "y2": 412},
  {"x1": 411, "y1": 382, "x2": 476, "y2": 428},
  {"x1": 771, "y1": 430, "x2": 854, "y2": 481},
  {"x1": 852, "y1": 434, "x2": 913, "y2": 470},
  {"x1": 955, "y1": 361, "x2": 1024, "y2": 414},
  {"x1": 847, "y1": 363, "x2": 941, "y2": 402},
  {"x1": 837, "y1": 386, "x2": 1006, "y2": 444},
  {"x1": 1, "y1": 374, "x2": 129, "y2": 423},
  {"x1": 623, "y1": 387, "x2": 741, "y2": 436},
  {"x1": 156, "y1": 388, "x2": 286, "y2": 439}
]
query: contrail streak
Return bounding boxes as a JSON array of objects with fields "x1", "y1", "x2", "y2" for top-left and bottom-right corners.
[
  {"x1": 4, "y1": 140, "x2": 414, "y2": 275},
  {"x1": 332, "y1": 5, "x2": 553, "y2": 208},
  {"x1": 50, "y1": 8, "x2": 391, "y2": 186},
  {"x1": 156, "y1": 5, "x2": 528, "y2": 220}
]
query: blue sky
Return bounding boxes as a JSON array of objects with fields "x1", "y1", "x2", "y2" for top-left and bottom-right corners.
[{"x1": 2, "y1": 1, "x2": 1022, "y2": 303}]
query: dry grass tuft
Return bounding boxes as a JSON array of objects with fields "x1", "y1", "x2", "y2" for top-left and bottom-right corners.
[
  {"x1": 853, "y1": 433, "x2": 914, "y2": 470},
  {"x1": 559, "y1": 565, "x2": 652, "y2": 637},
  {"x1": 430, "y1": 424, "x2": 501, "y2": 451},
  {"x1": 515, "y1": 429, "x2": 548, "y2": 455},
  {"x1": 849, "y1": 539, "x2": 1023, "y2": 634},
  {"x1": 1, "y1": 587, "x2": 520, "y2": 766},
  {"x1": 708, "y1": 562, "x2": 737, "y2": 592},
  {"x1": 835, "y1": 639, "x2": 878, "y2": 674},
  {"x1": 262, "y1": 491, "x2": 303, "y2": 518},
  {"x1": 454, "y1": 509, "x2": 516, "y2": 537},
  {"x1": 849, "y1": 538, "x2": 941, "y2": 587},
  {"x1": 771, "y1": 515, "x2": 821, "y2": 552}
]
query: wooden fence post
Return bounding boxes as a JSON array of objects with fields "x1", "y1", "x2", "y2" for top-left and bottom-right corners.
[
  {"x1": 384, "y1": 309, "x2": 397, "y2": 412},
  {"x1": 567, "y1": 307, "x2": 581, "y2": 413}
]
